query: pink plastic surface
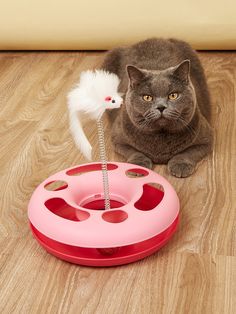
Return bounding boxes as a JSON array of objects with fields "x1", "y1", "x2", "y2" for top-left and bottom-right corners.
[{"x1": 28, "y1": 162, "x2": 180, "y2": 266}]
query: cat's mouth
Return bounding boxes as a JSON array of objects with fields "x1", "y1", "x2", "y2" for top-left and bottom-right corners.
[
  {"x1": 153, "y1": 115, "x2": 170, "y2": 127},
  {"x1": 144, "y1": 111, "x2": 171, "y2": 122},
  {"x1": 136, "y1": 112, "x2": 170, "y2": 129}
]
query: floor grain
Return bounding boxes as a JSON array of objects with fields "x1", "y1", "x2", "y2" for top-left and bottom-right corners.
[{"x1": 0, "y1": 51, "x2": 235, "y2": 314}]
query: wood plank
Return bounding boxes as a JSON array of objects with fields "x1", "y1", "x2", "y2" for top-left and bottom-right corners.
[{"x1": 0, "y1": 235, "x2": 235, "y2": 314}]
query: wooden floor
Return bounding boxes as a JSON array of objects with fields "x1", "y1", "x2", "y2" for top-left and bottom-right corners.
[{"x1": 0, "y1": 51, "x2": 235, "y2": 314}]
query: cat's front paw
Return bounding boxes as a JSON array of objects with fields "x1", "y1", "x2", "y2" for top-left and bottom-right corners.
[
  {"x1": 127, "y1": 153, "x2": 153, "y2": 169},
  {"x1": 168, "y1": 159, "x2": 195, "y2": 178}
]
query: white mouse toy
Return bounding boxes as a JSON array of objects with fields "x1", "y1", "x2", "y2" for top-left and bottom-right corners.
[{"x1": 67, "y1": 70, "x2": 123, "y2": 160}]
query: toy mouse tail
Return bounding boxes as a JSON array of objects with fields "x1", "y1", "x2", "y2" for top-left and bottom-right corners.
[{"x1": 69, "y1": 111, "x2": 92, "y2": 160}]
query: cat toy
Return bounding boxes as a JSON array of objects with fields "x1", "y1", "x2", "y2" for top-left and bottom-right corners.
[
  {"x1": 28, "y1": 70, "x2": 180, "y2": 267},
  {"x1": 67, "y1": 70, "x2": 122, "y2": 211}
]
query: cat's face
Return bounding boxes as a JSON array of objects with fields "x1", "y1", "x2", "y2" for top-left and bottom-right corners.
[{"x1": 125, "y1": 61, "x2": 196, "y2": 133}]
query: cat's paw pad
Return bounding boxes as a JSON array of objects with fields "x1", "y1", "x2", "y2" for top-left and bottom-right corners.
[
  {"x1": 168, "y1": 160, "x2": 195, "y2": 178},
  {"x1": 127, "y1": 154, "x2": 153, "y2": 169}
]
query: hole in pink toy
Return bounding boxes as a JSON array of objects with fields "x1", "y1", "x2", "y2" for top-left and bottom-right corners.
[
  {"x1": 44, "y1": 180, "x2": 68, "y2": 191},
  {"x1": 82, "y1": 199, "x2": 126, "y2": 211},
  {"x1": 102, "y1": 210, "x2": 128, "y2": 223},
  {"x1": 134, "y1": 183, "x2": 164, "y2": 211},
  {"x1": 66, "y1": 163, "x2": 118, "y2": 176},
  {"x1": 45, "y1": 198, "x2": 90, "y2": 221},
  {"x1": 125, "y1": 168, "x2": 149, "y2": 178}
]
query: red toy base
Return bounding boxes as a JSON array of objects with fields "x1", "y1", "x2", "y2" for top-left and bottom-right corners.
[{"x1": 30, "y1": 215, "x2": 179, "y2": 267}]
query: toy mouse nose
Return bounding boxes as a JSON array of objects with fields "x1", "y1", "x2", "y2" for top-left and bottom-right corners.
[{"x1": 112, "y1": 100, "x2": 116, "y2": 103}]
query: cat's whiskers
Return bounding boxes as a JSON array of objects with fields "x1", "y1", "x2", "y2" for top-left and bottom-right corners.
[
  {"x1": 136, "y1": 111, "x2": 159, "y2": 127},
  {"x1": 167, "y1": 112, "x2": 197, "y2": 137},
  {"x1": 144, "y1": 111, "x2": 159, "y2": 120},
  {"x1": 137, "y1": 116, "x2": 149, "y2": 127},
  {"x1": 138, "y1": 117, "x2": 154, "y2": 127},
  {"x1": 139, "y1": 109, "x2": 196, "y2": 136}
]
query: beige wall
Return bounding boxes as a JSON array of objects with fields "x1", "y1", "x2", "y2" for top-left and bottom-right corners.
[{"x1": 0, "y1": 0, "x2": 235, "y2": 50}]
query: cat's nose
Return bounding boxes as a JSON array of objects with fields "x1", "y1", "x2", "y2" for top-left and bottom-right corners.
[{"x1": 157, "y1": 105, "x2": 166, "y2": 113}]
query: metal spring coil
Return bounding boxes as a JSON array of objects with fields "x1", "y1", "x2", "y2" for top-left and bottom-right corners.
[{"x1": 97, "y1": 119, "x2": 110, "y2": 210}]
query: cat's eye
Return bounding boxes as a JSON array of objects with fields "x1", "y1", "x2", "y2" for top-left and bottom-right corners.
[
  {"x1": 168, "y1": 92, "x2": 179, "y2": 100},
  {"x1": 143, "y1": 95, "x2": 153, "y2": 102}
]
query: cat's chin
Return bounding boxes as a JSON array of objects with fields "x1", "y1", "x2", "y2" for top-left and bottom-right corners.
[
  {"x1": 131, "y1": 112, "x2": 182, "y2": 132},
  {"x1": 138, "y1": 117, "x2": 170, "y2": 132},
  {"x1": 156, "y1": 116, "x2": 168, "y2": 125},
  {"x1": 150, "y1": 116, "x2": 170, "y2": 128},
  {"x1": 139, "y1": 116, "x2": 183, "y2": 133}
]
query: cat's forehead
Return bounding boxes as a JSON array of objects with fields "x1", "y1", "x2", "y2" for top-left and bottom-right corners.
[
  {"x1": 139, "y1": 75, "x2": 170, "y2": 95},
  {"x1": 141, "y1": 71, "x2": 183, "y2": 95},
  {"x1": 151, "y1": 75, "x2": 170, "y2": 90}
]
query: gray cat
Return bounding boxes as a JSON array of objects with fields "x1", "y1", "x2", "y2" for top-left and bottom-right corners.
[{"x1": 102, "y1": 38, "x2": 213, "y2": 177}]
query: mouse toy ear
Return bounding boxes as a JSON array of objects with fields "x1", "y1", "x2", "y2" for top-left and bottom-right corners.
[{"x1": 126, "y1": 65, "x2": 146, "y2": 88}]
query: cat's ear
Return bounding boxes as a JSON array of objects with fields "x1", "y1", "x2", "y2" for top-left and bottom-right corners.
[
  {"x1": 172, "y1": 60, "x2": 190, "y2": 83},
  {"x1": 126, "y1": 65, "x2": 146, "y2": 88}
]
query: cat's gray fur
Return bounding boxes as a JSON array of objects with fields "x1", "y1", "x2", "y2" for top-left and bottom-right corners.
[{"x1": 102, "y1": 38, "x2": 213, "y2": 177}]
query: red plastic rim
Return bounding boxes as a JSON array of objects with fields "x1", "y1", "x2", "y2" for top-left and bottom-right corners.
[{"x1": 30, "y1": 215, "x2": 179, "y2": 267}]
